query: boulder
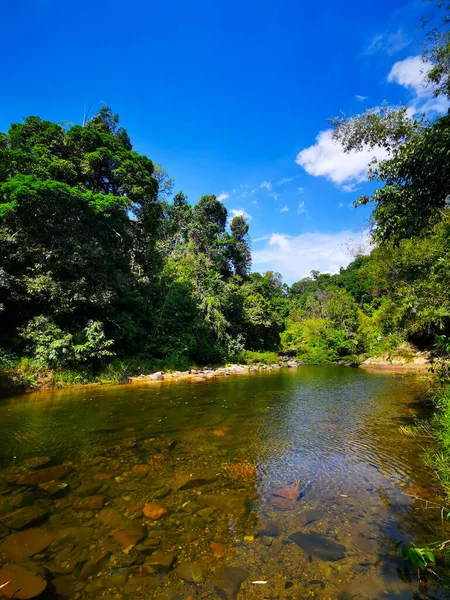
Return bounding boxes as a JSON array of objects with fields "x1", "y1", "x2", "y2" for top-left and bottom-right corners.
[
  {"x1": 150, "y1": 372, "x2": 164, "y2": 381},
  {"x1": 98, "y1": 507, "x2": 122, "y2": 528}
]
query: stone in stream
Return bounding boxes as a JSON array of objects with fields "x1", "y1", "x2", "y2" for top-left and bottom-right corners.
[
  {"x1": 211, "y1": 541, "x2": 227, "y2": 557},
  {"x1": 271, "y1": 485, "x2": 301, "y2": 501},
  {"x1": 146, "y1": 550, "x2": 175, "y2": 572},
  {"x1": 124, "y1": 575, "x2": 158, "y2": 594},
  {"x1": 14, "y1": 465, "x2": 73, "y2": 486},
  {"x1": 23, "y1": 456, "x2": 54, "y2": 470},
  {"x1": 98, "y1": 507, "x2": 122, "y2": 528},
  {"x1": 112, "y1": 522, "x2": 146, "y2": 548},
  {"x1": 175, "y1": 561, "x2": 205, "y2": 583},
  {"x1": 288, "y1": 531, "x2": 346, "y2": 561},
  {"x1": 297, "y1": 509, "x2": 325, "y2": 528},
  {"x1": 38, "y1": 481, "x2": 70, "y2": 498},
  {"x1": 72, "y1": 496, "x2": 105, "y2": 511},
  {"x1": 0, "y1": 563, "x2": 47, "y2": 599},
  {"x1": 258, "y1": 518, "x2": 282, "y2": 537},
  {"x1": 74, "y1": 481, "x2": 102, "y2": 496},
  {"x1": 197, "y1": 493, "x2": 251, "y2": 517},
  {"x1": 0, "y1": 505, "x2": 49, "y2": 530},
  {"x1": 142, "y1": 502, "x2": 167, "y2": 519},
  {"x1": 174, "y1": 471, "x2": 217, "y2": 490},
  {"x1": 0, "y1": 528, "x2": 53, "y2": 561},
  {"x1": 214, "y1": 566, "x2": 249, "y2": 599},
  {"x1": 80, "y1": 545, "x2": 113, "y2": 579}
]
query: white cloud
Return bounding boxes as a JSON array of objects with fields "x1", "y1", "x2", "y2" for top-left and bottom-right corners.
[
  {"x1": 260, "y1": 181, "x2": 272, "y2": 190},
  {"x1": 229, "y1": 208, "x2": 252, "y2": 221},
  {"x1": 251, "y1": 199, "x2": 258, "y2": 205},
  {"x1": 280, "y1": 205, "x2": 289, "y2": 213},
  {"x1": 296, "y1": 129, "x2": 388, "y2": 186},
  {"x1": 355, "y1": 94, "x2": 367, "y2": 102},
  {"x1": 388, "y1": 55, "x2": 449, "y2": 114},
  {"x1": 387, "y1": 55, "x2": 428, "y2": 94},
  {"x1": 252, "y1": 230, "x2": 371, "y2": 284},
  {"x1": 217, "y1": 193, "x2": 229, "y2": 202},
  {"x1": 278, "y1": 177, "x2": 293, "y2": 185},
  {"x1": 365, "y1": 27, "x2": 410, "y2": 56},
  {"x1": 338, "y1": 203, "x2": 344, "y2": 208},
  {"x1": 297, "y1": 186, "x2": 304, "y2": 193},
  {"x1": 297, "y1": 201, "x2": 306, "y2": 215}
]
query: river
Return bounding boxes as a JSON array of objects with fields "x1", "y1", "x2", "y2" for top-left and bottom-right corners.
[{"x1": 0, "y1": 366, "x2": 448, "y2": 599}]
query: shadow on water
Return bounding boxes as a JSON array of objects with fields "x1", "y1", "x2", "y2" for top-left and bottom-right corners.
[{"x1": 0, "y1": 366, "x2": 448, "y2": 599}]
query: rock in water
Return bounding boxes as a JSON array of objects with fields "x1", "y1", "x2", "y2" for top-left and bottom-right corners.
[
  {"x1": 0, "y1": 564, "x2": 47, "y2": 599},
  {"x1": 271, "y1": 485, "x2": 300, "y2": 500},
  {"x1": 214, "y1": 566, "x2": 249, "y2": 599},
  {"x1": 297, "y1": 509, "x2": 325, "y2": 528},
  {"x1": 175, "y1": 561, "x2": 205, "y2": 583},
  {"x1": 288, "y1": 531, "x2": 346, "y2": 561},
  {"x1": 0, "y1": 528, "x2": 53, "y2": 561}
]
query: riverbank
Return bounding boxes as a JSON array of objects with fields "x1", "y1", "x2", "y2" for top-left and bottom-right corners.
[{"x1": 0, "y1": 346, "x2": 436, "y2": 399}]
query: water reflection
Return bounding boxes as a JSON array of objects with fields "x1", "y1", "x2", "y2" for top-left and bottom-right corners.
[{"x1": 0, "y1": 367, "x2": 447, "y2": 599}]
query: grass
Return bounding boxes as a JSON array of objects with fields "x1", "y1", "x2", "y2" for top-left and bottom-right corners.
[{"x1": 423, "y1": 385, "x2": 450, "y2": 498}]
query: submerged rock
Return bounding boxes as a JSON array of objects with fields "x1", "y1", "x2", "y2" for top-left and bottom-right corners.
[
  {"x1": 258, "y1": 518, "x2": 282, "y2": 537},
  {"x1": 15, "y1": 465, "x2": 73, "y2": 486},
  {"x1": 297, "y1": 509, "x2": 325, "y2": 528},
  {"x1": 146, "y1": 550, "x2": 175, "y2": 572},
  {"x1": 0, "y1": 563, "x2": 47, "y2": 599},
  {"x1": 72, "y1": 496, "x2": 105, "y2": 511},
  {"x1": 112, "y1": 523, "x2": 146, "y2": 548},
  {"x1": 23, "y1": 456, "x2": 54, "y2": 470},
  {"x1": 98, "y1": 507, "x2": 123, "y2": 527},
  {"x1": 211, "y1": 541, "x2": 227, "y2": 557},
  {"x1": 51, "y1": 575, "x2": 75, "y2": 597},
  {"x1": 174, "y1": 471, "x2": 217, "y2": 490},
  {"x1": 38, "y1": 481, "x2": 70, "y2": 498},
  {"x1": 289, "y1": 531, "x2": 346, "y2": 561},
  {"x1": 142, "y1": 502, "x2": 167, "y2": 520},
  {"x1": 214, "y1": 566, "x2": 249, "y2": 599},
  {"x1": 0, "y1": 528, "x2": 53, "y2": 561},
  {"x1": 198, "y1": 493, "x2": 251, "y2": 517},
  {"x1": 175, "y1": 561, "x2": 205, "y2": 583},
  {"x1": 0, "y1": 505, "x2": 49, "y2": 530},
  {"x1": 124, "y1": 575, "x2": 158, "y2": 594},
  {"x1": 271, "y1": 485, "x2": 300, "y2": 501}
]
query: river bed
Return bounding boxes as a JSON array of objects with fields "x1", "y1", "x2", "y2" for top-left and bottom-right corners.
[{"x1": 0, "y1": 366, "x2": 447, "y2": 599}]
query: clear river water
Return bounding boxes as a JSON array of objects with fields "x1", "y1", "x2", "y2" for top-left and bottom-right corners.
[{"x1": 0, "y1": 366, "x2": 449, "y2": 600}]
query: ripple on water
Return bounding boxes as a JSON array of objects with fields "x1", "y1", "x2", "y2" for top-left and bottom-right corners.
[{"x1": 0, "y1": 366, "x2": 445, "y2": 599}]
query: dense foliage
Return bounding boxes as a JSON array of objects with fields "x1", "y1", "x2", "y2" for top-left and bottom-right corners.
[{"x1": 0, "y1": 110, "x2": 287, "y2": 376}]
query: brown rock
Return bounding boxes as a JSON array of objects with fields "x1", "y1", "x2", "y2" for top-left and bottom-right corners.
[
  {"x1": 23, "y1": 457, "x2": 54, "y2": 470},
  {"x1": 146, "y1": 550, "x2": 175, "y2": 572},
  {"x1": 174, "y1": 472, "x2": 217, "y2": 490},
  {"x1": 112, "y1": 523, "x2": 146, "y2": 548},
  {"x1": 74, "y1": 481, "x2": 102, "y2": 496},
  {"x1": 132, "y1": 464, "x2": 151, "y2": 474},
  {"x1": 94, "y1": 473, "x2": 113, "y2": 480},
  {"x1": 0, "y1": 505, "x2": 49, "y2": 530},
  {"x1": 211, "y1": 542, "x2": 227, "y2": 558},
  {"x1": 123, "y1": 575, "x2": 158, "y2": 594},
  {"x1": 38, "y1": 481, "x2": 69, "y2": 497},
  {"x1": 0, "y1": 528, "x2": 53, "y2": 561},
  {"x1": 226, "y1": 462, "x2": 257, "y2": 481},
  {"x1": 211, "y1": 428, "x2": 229, "y2": 437},
  {"x1": 271, "y1": 485, "x2": 300, "y2": 500},
  {"x1": 72, "y1": 496, "x2": 105, "y2": 511},
  {"x1": 143, "y1": 503, "x2": 167, "y2": 520},
  {"x1": 15, "y1": 465, "x2": 73, "y2": 486},
  {"x1": 79, "y1": 546, "x2": 112, "y2": 579},
  {"x1": 271, "y1": 497, "x2": 292, "y2": 511},
  {"x1": 0, "y1": 564, "x2": 47, "y2": 599},
  {"x1": 98, "y1": 507, "x2": 122, "y2": 528},
  {"x1": 198, "y1": 493, "x2": 250, "y2": 517}
]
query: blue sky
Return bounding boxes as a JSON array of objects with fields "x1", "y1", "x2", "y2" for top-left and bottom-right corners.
[{"x1": 1, "y1": 0, "x2": 443, "y2": 283}]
